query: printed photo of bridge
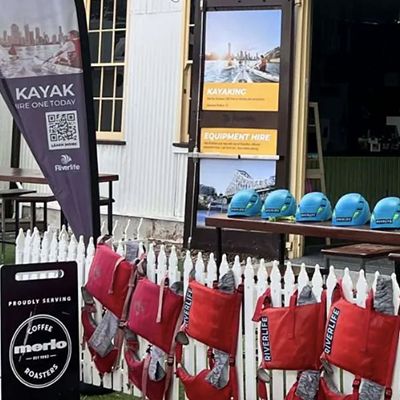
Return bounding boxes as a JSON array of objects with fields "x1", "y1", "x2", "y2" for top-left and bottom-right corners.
[{"x1": 197, "y1": 159, "x2": 276, "y2": 225}]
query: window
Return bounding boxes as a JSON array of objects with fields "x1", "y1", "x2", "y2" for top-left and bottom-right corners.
[
  {"x1": 177, "y1": 0, "x2": 195, "y2": 144},
  {"x1": 85, "y1": 0, "x2": 127, "y2": 141}
]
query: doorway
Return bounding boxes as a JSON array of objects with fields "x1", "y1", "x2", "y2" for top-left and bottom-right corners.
[{"x1": 304, "y1": 0, "x2": 400, "y2": 259}]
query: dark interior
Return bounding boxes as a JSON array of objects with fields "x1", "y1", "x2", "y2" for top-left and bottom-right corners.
[
  {"x1": 304, "y1": 0, "x2": 400, "y2": 255},
  {"x1": 309, "y1": 0, "x2": 400, "y2": 156}
]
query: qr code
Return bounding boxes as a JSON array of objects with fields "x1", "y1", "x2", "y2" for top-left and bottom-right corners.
[{"x1": 46, "y1": 111, "x2": 80, "y2": 150}]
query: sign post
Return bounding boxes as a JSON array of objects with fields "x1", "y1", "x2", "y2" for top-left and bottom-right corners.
[{"x1": 0, "y1": 262, "x2": 79, "y2": 400}]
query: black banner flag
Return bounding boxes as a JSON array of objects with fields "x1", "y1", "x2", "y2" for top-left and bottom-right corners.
[{"x1": 0, "y1": 0, "x2": 100, "y2": 239}]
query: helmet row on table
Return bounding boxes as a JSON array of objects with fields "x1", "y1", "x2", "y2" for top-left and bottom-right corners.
[{"x1": 227, "y1": 189, "x2": 400, "y2": 229}]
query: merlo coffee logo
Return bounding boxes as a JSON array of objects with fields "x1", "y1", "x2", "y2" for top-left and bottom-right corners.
[{"x1": 9, "y1": 314, "x2": 72, "y2": 389}]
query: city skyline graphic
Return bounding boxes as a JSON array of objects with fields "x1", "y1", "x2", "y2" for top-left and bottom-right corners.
[
  {"x1": 0, "y1": 0, "x2": 78, "y2": 47},
  {"x1": 1, "y1": 22, "x2": 70, "y2": 47}
]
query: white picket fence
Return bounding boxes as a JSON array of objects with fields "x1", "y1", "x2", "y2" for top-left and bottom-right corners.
[{"x1": 13, "y1": 227, "x2": 400, "y2": 400}]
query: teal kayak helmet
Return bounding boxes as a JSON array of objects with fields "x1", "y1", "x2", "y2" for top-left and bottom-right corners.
[
  {"x1": 227, "y1": 189, "x2": 262, "y2": 217},
  {"x1": 295, "y1": 192, "x2": 332, "y2": 222},
  {"x1": 370, "y1": 197, "x2": 400, "y2": 229},
  {"x1": 332, "y1": 193, "x2": 370, "y2": 226},
  {"x1": 261, "y1": 189, "x2": 296, "y2": 219}
]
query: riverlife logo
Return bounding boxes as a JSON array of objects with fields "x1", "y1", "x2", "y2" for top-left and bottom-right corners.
[
  {"x1": 260, "y1": 316, "x2": 271, "y2": 362},
  {"x1": 60, "y1": 154, "x2": 72, "y2": 165},
  {"x1": 335, "y1": 217, "x2": 352, "y2": 222},
  {"x1": 324, "y1": 307, "x2": 340, "y2": 354},
  {"x1": 54, "y1": 154, "x2": 80, "y2": 172},
  {"x1": 183, "y1": 287, "x2": 193, "y2": 325},
  {"x1": 376, "y1": 218, "x2": 393, "y2": 224},
  {"x1": 9, "y1": 314, "x2": 72, "y2": 389}
]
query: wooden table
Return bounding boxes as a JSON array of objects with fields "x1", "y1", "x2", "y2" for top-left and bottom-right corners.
[
  {"x1": 205, "y1": 214, "x2": 400, "y2": 280},
  {"x1": 0, "y1": 167, "x2": 119, "y2": 234}
]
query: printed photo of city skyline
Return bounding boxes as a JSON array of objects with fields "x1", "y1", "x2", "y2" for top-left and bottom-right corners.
[
  {"x1": 0, "y1": 0, "x2": 78, "y2": 47},
  {"x1": 1, "y1": 23, "x2": 70, "y2": 47}
]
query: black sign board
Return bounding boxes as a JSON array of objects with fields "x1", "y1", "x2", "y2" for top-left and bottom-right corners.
[{"x1": 1, "y1": 262, "x2": 79, "y2": 400}]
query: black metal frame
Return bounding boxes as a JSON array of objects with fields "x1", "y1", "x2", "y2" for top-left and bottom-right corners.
[{"x1": 184, "y1": 0, "x2": 294, "y2": 258}]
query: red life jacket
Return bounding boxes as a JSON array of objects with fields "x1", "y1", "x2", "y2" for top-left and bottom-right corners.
[
  {"x1": 321, "y1": 283, "x2": 399, "y2": 398},
  {"x1": 284, "y1": 376, "x2": 361, "y2": 400},
  {"x1": 317, "y1": 377, "x2": 360, "y2": 400},
  {"x1": 81, "y1": 244, "x2": 142, "y2": 375},
  {"x1": 253, "y1": 288, "x2": 326, "y2": 371},
  {"x1": 253, "y1": 288, "x2": 327, "y2": 400},
  {"x1": 176, "y1": 279, "x2": 244, "y2": 400},
  {"x1": 125, "y1": 277, "x2": 184, "y2": 400}
]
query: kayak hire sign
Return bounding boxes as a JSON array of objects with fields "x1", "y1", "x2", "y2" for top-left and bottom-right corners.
[{"x1": 0, "y1": 0, "x2": 100, "y2": 239}]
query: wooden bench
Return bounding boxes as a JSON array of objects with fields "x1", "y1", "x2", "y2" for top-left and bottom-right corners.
[
  {"x1": 322, "y1": 243, "x2": 400, "y2": 270},
  {"x1": 8, "y1": 192, "x2": 57, "y2": 233}
]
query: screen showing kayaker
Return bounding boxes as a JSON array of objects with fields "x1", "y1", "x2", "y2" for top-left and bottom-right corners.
[
  {"x1": 258, "y1": 55, "x2": 268, "y2": 73},
  {"x1": 202, "y1": 9, "x2": 282, "y2": 112},
  {"x1": 0, "y1": 0, "x2": 83, "y2": 78}
]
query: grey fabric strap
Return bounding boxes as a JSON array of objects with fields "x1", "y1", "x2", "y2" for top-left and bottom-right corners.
[
  {"x1": 88, "y1": 310, "x2": 119, "y2": 357},
  {"x1": 297, "y1": 284, "x2": 317, "y2": 305},
  {"x1": 295, "y1": 285, "x2": 320, "y2": 400},
  {"x1": 205, "y1": 270, "x2": 236, "y2": 389},
  {"x1": 296, "y1": 370, "x2": 320, "y2": 400},
  {"x1": 148, "y1": 346, "x2": 166, "y2": 381},
  {"x1": 125, "y1": 240, "x2": 140, "y2": 262},
  {"x1": 148, "y1": 279, "x2": 182, "y2": 381},
  {"x1": 359, "y1": 276, "x2": 394, "y2": 400}
]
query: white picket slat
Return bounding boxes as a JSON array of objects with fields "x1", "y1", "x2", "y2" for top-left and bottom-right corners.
[
  {"x1": 206, "y1": 253, "x2": 217, "y2": 285},
  {"x1": 297, "y1": 263, "x2": 309, "y2": 296},
  {"x1": 256, "y1": 259, "x2": 272, "y2": 400},
  {"x1": 232, "y1": 257, "x2": 244, "y2": 400},
  {"x1": 116, "y1": 240, "x2": 124, "y2": 256},
  {"x1": 157, "y1": 244, "x2": 167, "y2": 282},
  {"x1": 194, "y1": 252, "x2": 207, "y2": 374},
  {"x1": 270, "y1": 261, "x2": 285, "y2": 400},
  {"x1": 40, "y1": 230, "x2": 50, "y2": 263},
  {"x1": 31, "y1": 227, "x2": 41, "y2": 264},
  {"x1": 220, "y1": 254, "x2": 229, "y2": 277},
  {"x1": 283, "y1": 262, "x2": 295, "y2": 306},
  {"x1": 168, "y1": 245, "x2": 180, "y2": 284},
  {"x1": 183, "y1": 251, "x2": 195, "y2": 377},
  {"x1": 283, "y1": 263, "x2": 297, "y2": 392},
  {"x1": 244, "y1": 258, "x2": 257, "y2": 400},
  {"x1": 23, "y1": 228, "x2": 32, "y2": 264},
  {"x1": 312, "y1": 265, "x2": 324, "y2": 301},
  {"x1": 147, "y1": 243, "x2": 156, "y2": 283},
  {"x1": 15, "y1": 228, "x2": 25, "y2": 264}
]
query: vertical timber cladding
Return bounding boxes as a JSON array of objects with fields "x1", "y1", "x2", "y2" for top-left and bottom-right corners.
[
  {"x1": 184, "y1": 0, "x2": 294, "y2": 257},
  {"x1": 1, "y1": 262, "x2": 79, "y2": 400}
]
